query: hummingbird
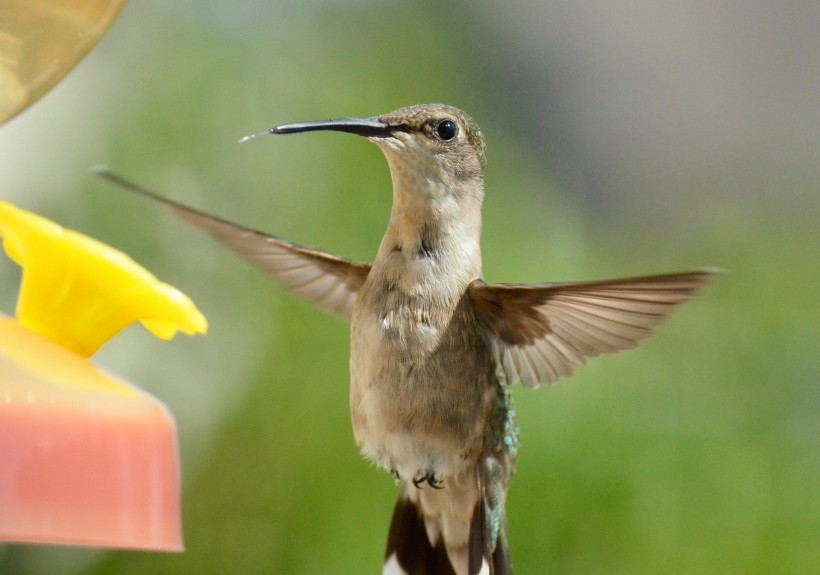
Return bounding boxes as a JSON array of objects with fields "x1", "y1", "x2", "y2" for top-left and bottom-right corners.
[{"x1": 97, "y1": 103, "x2": 714, "y2": 575}]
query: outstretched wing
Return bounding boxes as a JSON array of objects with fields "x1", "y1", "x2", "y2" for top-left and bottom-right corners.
[
  {"x1": 469, "y1": 271, "x2": 715, "y2": 388},
  {"x1": 96, "y1": 169, "x2": 370, "y2": 320}
]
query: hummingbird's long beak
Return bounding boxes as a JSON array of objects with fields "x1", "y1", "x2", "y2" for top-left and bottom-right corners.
[{"x1": 240, "y1": 117, "x2": 404, "y2": 143}]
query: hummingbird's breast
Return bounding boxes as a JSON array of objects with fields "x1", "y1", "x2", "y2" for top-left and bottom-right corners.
[{"x1": 349, "y1": 251, "x2": 497, "y2": 480}]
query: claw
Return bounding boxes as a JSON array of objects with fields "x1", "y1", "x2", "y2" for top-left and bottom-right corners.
[
  {"x1": 426, "y1": 475, "x2": 443, "y2": 489},
  {"x1": 412, "y1": 472, "x2": 443, "y2": 489}
]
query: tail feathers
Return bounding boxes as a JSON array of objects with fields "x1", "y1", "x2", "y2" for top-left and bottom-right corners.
[
  {"x1": 384, "y1": 495, "x2": 457, "y2": 575},
  {"x1": 468, "y1": 498, "x2": 511, "y2": 575},
  {"x1": 383, "y1": 486, "x2": 511, "y2": 575}
]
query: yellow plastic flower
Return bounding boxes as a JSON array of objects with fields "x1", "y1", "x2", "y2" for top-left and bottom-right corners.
[{"x1": 0, "y1": 200, "x2": 207, "y2": 357}]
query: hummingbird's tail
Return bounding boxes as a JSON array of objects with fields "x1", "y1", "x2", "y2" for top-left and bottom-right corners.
[{"x1": 383, "y1": 464, "x2": 512, "y2": 575}]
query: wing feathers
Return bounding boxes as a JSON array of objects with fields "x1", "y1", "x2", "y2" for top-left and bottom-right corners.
[
  {"x1": 96, "y1": 170, "x2": 370, "y2": 320},
  {"x1": 471, "y1": 271, "x2": 715, "y2": 388},
  {"x1": 96, "y1": 171, "x2": 713, "y2": 383}
]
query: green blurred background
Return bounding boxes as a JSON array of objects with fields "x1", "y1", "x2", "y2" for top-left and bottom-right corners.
[{"x1": 1, "y1": 2, "x2": 818, "y2": 573}]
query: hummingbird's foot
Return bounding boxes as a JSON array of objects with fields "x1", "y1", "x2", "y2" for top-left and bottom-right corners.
[
  {"x1": 412, "y1": 472, "x2": 443, "y2": 489},
  {"x1": 426, "y1": 475, "x2": 444, "y2": 489}
]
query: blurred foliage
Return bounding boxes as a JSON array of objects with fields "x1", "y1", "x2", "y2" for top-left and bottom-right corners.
[{"x1": 1, "y1": 2, "x2": 818, "y2": 574}]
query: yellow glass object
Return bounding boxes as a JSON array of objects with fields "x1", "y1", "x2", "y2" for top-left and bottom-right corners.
[
  {"x1": 0, "y1": 0, "x2": 127, "y2": 125},
  {"x1": 0, "y1": 200, "x2": 207, "y2": 357}
]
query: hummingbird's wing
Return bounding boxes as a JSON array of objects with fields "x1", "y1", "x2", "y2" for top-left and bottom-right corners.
[
  {"x1": 469, "y1": 271, "x2": 714, "y2": 389},
  {"x1": 96, "y1": 170, "x2": 371, "y2": 320}
]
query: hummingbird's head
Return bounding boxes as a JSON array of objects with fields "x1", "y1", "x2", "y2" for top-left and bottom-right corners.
[
  {"x1": 266, "y1": 104, "x2": 487, "y2": 190},
  {"x1": 254, "y1": 104, "x2": 487, "y2": 254},
  {"x1": 373, "y1": 104, "x2": 486, "y2": 183}
]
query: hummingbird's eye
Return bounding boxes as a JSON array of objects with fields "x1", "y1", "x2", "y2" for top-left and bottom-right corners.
[{"x1": 434, "y1": 119, "x2": 458, "y2": 142}]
